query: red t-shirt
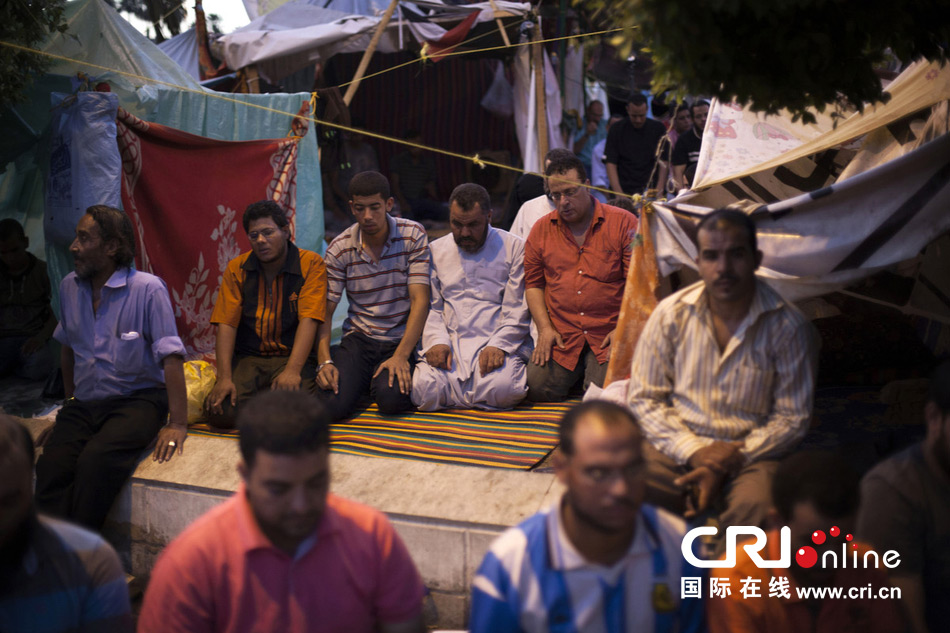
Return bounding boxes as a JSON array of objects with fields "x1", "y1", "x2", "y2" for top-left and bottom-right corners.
[{"x1": 138, "y1": 487, "x2": 424, "y2": 633}]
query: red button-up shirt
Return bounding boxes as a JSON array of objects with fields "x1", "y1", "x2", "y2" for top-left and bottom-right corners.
[{"x1": 524, "y1": 199, "x2": 638, "y2": 370}]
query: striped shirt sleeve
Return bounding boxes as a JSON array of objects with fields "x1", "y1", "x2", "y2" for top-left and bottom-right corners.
[{"x1": 405, "y1": 224, "x2": 431, "y2": 286}]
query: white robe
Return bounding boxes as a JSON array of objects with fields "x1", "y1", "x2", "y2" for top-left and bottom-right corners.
[{"x1": 411, "y1": 227, "x2": 532, "y2": 411}]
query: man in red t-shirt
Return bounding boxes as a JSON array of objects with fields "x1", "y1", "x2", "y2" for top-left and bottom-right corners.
[{"x1": 139, "y1": 391, "x2": 425, "y2": 633}]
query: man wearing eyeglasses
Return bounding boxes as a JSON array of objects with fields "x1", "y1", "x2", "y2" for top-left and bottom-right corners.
[
  {"x1": 470, "y1": 400, "x2": 703, "y2": 633},
  {"x1": 205, "y1": 200, "x2": 327, "y2": 429},
  {"x1": 522, "y1": 153, "x2": 638, "y2": 402}
]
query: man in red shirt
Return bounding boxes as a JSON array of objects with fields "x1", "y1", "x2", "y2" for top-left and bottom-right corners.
[
  {"x1": 523, "y1": 153, "x2": 638, "y2": 402},
  {"x1": 139, "y1": 391, "x2": 425, "y2": 633}
]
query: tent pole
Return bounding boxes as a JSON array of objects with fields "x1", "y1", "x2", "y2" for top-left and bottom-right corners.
[
  {"x1": 532, "y1": 24, "x2": 549, "y2": 164},
  {"x1": 343, "y1": 0, "x2": 400, "y2": 106},
  {"x1": 487, "y1": 0, "x2": 511, "y2": 47}
]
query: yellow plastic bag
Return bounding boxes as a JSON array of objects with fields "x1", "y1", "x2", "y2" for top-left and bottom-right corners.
[{"x1": 184, "y1": 360, "x2": 217, "y2": 424}]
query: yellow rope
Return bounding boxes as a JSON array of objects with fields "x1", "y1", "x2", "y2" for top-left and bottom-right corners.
[{"x1": 0, "y1": 38, "x2": 646, "y2": 202}]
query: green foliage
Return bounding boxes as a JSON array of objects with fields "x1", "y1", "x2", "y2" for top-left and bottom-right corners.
[
  {"x1": 0, "y1": 0, "x2": 68, "y2": 108},
  {"x1": 110, "y1": 0, "x2": 186, "y2": 43},
  {"x1": 578, "y1": 0, "x2": 949, "y2": 122}
]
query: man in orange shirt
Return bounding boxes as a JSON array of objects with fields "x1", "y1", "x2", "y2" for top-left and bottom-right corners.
[
  {"x1": 707, "y1": 451, "x2": 905, "y2": 633},
  {"x1": 523, "y1": 153, "x2": 638, "y2": 402},
  {"x1": 205, "y1": 200, "x2": 326, "y2": 428}
]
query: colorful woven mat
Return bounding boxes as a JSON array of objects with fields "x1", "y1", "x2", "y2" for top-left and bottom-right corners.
[{"x1": 188, "y1": 399, "x2": 576, "y2": 470}]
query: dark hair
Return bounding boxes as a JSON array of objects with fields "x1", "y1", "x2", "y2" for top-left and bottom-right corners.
[
  {"x1": 675, "y1": 104, "x2": 691, "y2": 117},
  {"x1": 85, "y1": 205, "x2": 136, "y2": 267},
  {"x1": 697, "y1": 208, "x2": 758, "y2": 253},
  {"x1": 627, "y1": 93, "x2": 648, "y2": 107},
  {"x1": 929, "y1": 360, "x2": 950, "y2": 415},
  {"x1": 772, "y1": 451, "x2": 860, "y2": 521},
  {"x1": 0, "y1": 413, "x2": 35, "y2": 465},
  {"x1": 0, "y1": 218, "x2": 26, "y2": 242},
  {"x1": 690, "y1": 100, "x2": 710, "y2": 117},
  {"x1": 238, "y1": 391, "x2": 331, "y2": 469},
  {"x1": 545, "y1": 152, "x2": 588, "y2": 183},
  {"x1": 449, "y1": 183, "x2": 490, "y2": 214},
  {"x1": 543, "y1": 147, "x2": 575, "y2": 166},
  {"x1": 349, "y1": 170, "x2": 391, "y2": 199},
  {"x1": 559, "y1": 400, "x2": 641, "y2": 456},
  {"x1": 607, "y1": 196, "x2": 637, "y2": 214},
  {"x1": 242, "y1": 200, "x2": 289, "y2": 233}
]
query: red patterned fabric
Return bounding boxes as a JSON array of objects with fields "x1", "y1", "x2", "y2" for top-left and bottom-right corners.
[{"x1": 116, "y1": 108, "x2": 302, "y2": 358}]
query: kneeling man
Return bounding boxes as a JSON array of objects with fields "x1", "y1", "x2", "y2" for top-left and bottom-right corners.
[
  {"x1": 412, "y1": 183, "x2": 531, "y2": 411},
  {"x1": 206, "y1": 200, "x2": 326, "y2": 428}
]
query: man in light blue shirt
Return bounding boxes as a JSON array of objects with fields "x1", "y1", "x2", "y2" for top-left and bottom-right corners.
[
  {"x1": 470, "y1": 401, "x2": 704, "y2": 633},
  {"x1": 572, "y1": 101, "x2": 607, "y2": 179},
  {"x1": 35, "y1": 206, "x2": 188, "y2": 530}
]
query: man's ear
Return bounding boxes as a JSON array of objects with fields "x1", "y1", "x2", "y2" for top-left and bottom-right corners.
[{"x1": 385, "y1": 197, "x2": 395, "y2": 213}]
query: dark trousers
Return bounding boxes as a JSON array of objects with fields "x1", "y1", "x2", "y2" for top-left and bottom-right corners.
[
  {"x1": 526, "y1": 344, "x2": 608, "y2": 402},
  {"x1": 314, "y1": 331, "x2": 416, "y2": 421},
  {"x1": 207, "y1": 355, "x2": 317, "y2": 430},
  {"x1": 34, "y1": 388, "x2": 168, "y2": 530}
]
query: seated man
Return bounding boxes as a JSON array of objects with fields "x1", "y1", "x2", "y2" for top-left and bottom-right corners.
[
  {"x1": 390, "y1": 131, "x2": 445, "y2": 223},
  {"x1": 205, "y1": 200, "x2": 326, "y2": 428},
  {"x1": 524, "y1": 153, "x2": 638, "y2": 402},
  {"x1": 708, "y1": 450, "x2": 905, "y2": 633},
  {"x1": 470, "y1": 400, "x2": 702, "y2": 632},
  {"x1": 315, "y1": 171, "x2": 430, "y2": 421},
  {"x1": 138, "y1": 391, "x2": 425, "y2": 633},
  {"x1": 0, "y1": 218, "x2": 56, "y2": 381},
  {"x1": 628, "y1": 208, "x2": 819, "y2": 546},
  {"x1": 857, "y1": 360, "x2": 950, "y2": 633},
  {"x1": 412, "y1": 183, "x2": 531, "y2": 411},
  {"x1": 35, "y1": 206, "x2": 187, "y2": 530},
  {"x1": 0, "y1": 415, "x2": 132, "y2": 632}
]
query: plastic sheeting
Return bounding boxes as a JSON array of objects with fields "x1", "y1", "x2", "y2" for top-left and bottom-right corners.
[
  {"x1": 45, "y1": 92, "x2": 123, "y2": 247},
  {"x1": 157, "y1": 27, "x2": 202, "y2": 81}
]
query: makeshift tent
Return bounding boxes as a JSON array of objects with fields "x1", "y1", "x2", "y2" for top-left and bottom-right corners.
[
  {"x1": 0, "y1": 0, "x2": 326, "y2": 355},
  {"x1": 605, "y1": 60, "x2": 950, "y2": 383}
]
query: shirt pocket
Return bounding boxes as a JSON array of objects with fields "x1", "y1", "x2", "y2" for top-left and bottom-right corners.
[
  {"x1": 586, "y1": 249, "x2": 624, "y2": 283},
  {"x1": 728, "y1": 360, "x2": 774, "y2": 417},
  {"x1": 115, "y1": 332, "x2": 149, "y2": 375}
]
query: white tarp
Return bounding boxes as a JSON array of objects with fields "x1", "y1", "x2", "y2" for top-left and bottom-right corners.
[
  {"x1": 651, "y1": 132, "x2": 950, "y2": 302},
  {"x1": 512, "y1": 43, "x2": 565, "y2": 174},
  {"x1": 223, "y1": 0, "x2": 530, "y2": 82},
  {"x1": 158, "y1": 27, "x2": 201, "y2": 81}
]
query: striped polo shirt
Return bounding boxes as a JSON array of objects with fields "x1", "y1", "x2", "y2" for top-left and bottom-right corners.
[
  {"x1": 211, "y1": 242, "x2": 327, "y2": 357},
  {"x1": 325, "y1": 214, "x2": 430, "y2": 342}
]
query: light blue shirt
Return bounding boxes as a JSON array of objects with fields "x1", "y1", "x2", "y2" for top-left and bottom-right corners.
[
  {"x1": 54, "y1": 268, "x2": 185, "y2": 401},
  {"x1": 573, "y1": 118, "x2": 608, "y2": 169}
]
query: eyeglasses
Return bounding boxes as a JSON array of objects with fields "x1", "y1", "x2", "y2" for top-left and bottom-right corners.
[
  {"x1": 547, "y1": 187, "x2": 583, "y2": 203},
  {"x1": 248, "y1": 228, "x2": 279, "y2": 241}
]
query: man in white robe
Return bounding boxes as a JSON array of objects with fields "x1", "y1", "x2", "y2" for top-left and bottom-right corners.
[{"x1": 412, "y1": 184, "x2": 531, "y2": 411}]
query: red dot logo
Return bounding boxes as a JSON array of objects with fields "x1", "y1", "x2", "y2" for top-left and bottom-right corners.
[
  {"x1": 829, "y1": 526, "x2": 840, "y2": 537},
  {"x1": 812, "y1": 530, "x2": 826, "y2": 545},
  {"x1": 796, "y1": 546, "x2": 818, "y2": 568}
]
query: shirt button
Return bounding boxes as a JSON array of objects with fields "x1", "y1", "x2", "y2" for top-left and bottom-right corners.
[
  {"x1": 580, "y1": 312, "x2": 585, "y2": 316},
  {"x1": 578, "y1": 270, "x2": 583, "y2": 274},
  {"x1": 583, "y1": 330, "x2": 588, "y2": 334},
  {"x1": 577, "y1": 290, "x2": 581, "y2": 295}
]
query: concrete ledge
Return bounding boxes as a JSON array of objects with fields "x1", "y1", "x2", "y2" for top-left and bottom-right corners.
[{"x1": 103, "y1": 433, "x2": 561, "y2": 629}]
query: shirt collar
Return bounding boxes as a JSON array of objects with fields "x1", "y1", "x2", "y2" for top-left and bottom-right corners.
[
  {"x1": 547, "y1": 496, "x2": 655, "y2": 572},
  {"x1": 679, "y1": 277, "x2": 786, "y2": 322},
  {"x1": 104, "y1": 267, "x2": 132, "y2": 289},
  {"x1": 241, "y1": 241, "x2": 302, "y2": 277},
  {"x1": 234, "y1": 484, "x2": 339, "y2": 558}
]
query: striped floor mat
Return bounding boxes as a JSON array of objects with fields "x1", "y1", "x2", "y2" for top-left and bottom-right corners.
[{"x1": 188, "y1": 399, "x2": 576, "y2": 470}]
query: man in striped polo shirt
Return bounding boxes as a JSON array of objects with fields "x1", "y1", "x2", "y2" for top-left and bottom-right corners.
[
  {"x1": 628, "y1": 208, "x2": 819, "y2": 551},
  {"x1": 206, "y1": 200, "x2": 327, "y2": 428},
  {"x1": 470, "y1": 401, "x2": 703, "y2": 633},
  {"x1": 315, "y1": 171, "x2": 430, "y2": 421}
]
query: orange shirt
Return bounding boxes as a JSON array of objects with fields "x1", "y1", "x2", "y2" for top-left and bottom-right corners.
[
  {"x1": 211, "y1": 242, "x2": 326, "y2": 357},
  {"x1": 524, "y1": 200, "x2": 638, "y2": 370},
  {"x1": 707, "y1": 530, "x2": 905, "y2": 633}
]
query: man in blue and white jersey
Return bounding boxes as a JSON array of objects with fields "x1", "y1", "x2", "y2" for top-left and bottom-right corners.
[{"x1": 470, "y1": 400, "x2": 705, "y2": 633}]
